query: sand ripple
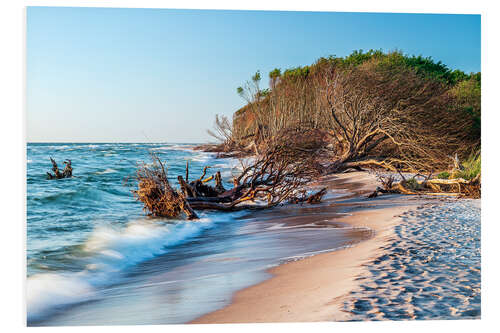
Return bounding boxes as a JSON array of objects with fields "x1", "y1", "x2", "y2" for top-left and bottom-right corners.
[{"x1": 342, "y1": 199, "x2": 480, "y2": 321}]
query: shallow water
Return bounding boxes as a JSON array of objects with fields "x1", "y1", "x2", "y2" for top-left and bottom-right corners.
[{"x1": 27, "y1": 143, "x2": 369, "y2": 325}]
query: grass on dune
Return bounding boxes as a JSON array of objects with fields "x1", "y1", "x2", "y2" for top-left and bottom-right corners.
[
  {"x1": 436, "y1": 150, "x2": 480, "y2": 180},
  {"x1": 456, "y1": 150, "x2": 481, "y2": 180}
]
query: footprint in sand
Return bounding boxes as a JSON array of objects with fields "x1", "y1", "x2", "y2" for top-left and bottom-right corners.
[{"x1": 342, "y1": 200, "x2": 480, "y2": 321}]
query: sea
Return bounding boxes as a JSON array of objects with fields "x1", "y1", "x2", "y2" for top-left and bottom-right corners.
[{"x1": 26, "y1": 142, "x2": 370, "y2": 326}]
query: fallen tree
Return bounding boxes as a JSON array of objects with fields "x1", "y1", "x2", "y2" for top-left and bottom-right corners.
[
  {"x1": 132, "y1": 155, "x2": 198, "y2": 219},
  {"x1": 46, "y1": 158, "x2": 72, "y2": 179},
  {"x1": 289, "y1": 187, "x2": 328, "y2": 204},
  {"x1": 315, "y1": 59, "x2": 476, "y2": 174},
  {"x1": 230, "y1": 54, "x2": 478, "y2": 175},
  {"x1": 133, "y1": 132, "x2": 327, "y2": 219},
  {"x1": 368, "y1": 170, "x2": 480, "y2": 199},
  {"x1": 368, "y1": 151, "x2": 480, "y2": 198}
]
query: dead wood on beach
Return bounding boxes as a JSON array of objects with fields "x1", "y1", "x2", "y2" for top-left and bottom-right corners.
[
  {"x1": 133, "y1": 132, "x2": 327, "y2": 219},
  {"x1": 368, "y1": 168, "x2": 480, "y2": 199}
]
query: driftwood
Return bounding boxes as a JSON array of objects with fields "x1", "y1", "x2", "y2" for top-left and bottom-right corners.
[
  {"x1": 289, "y1": 187, "x2": 328, "y2": 204},
  {"x1": 368, "y1": 171, "x2": 480, "y2": 199},
  {"x1": 214, "y1": 171, "x2": 225, "y2": 193},
  {"x1": 133, "y1": 137, "x2": 325, "y2": 219},
  {"x1": 133, "y1": 155, "x2": 198, "y2": 219},
  {"x1": 46, "y1": 158, "x2": 72, "y2": 179},
  {"x1": 180, "y1": 149, "x2": 317, "y2": 212}
]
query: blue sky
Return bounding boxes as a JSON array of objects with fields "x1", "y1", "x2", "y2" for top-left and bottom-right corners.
[{"x1": 27, "y1": 7, "x2": 481, "y2": 143}]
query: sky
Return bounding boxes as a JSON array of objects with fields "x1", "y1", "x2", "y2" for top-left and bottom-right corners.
[{"x1": 26, "y1": 7, "x2": 481, "y2": 143}]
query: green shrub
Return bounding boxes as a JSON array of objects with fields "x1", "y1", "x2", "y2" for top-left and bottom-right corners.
[
  {"x1": 456, "y1": 151, "x2": 481, "y2": 180},
  {"x1": 437, "y1": 171, "x2": 450, "y2": 179},
  {"x1": 313, "y1": 50, "x2": 473, "y2": 85},
  {"x1": 406, "y1": 178, "x2": 419, "y2": 190},
  {"x1": 450, "y1": 74, "x2": 481, "y2": 139},
  {"x1": 282, "y1": 66, "x2": 310, "y2": 80}
]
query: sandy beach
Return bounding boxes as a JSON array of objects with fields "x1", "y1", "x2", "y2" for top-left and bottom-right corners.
[
  {"x1": 192, "y1": 171, "x2": 480, "y2": 323},
  {"x1": 343, "y1": 199, "x2": 480, "y2": 320}
]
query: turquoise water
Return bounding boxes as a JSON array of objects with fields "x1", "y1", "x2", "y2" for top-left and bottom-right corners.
[
  {"x1": 27, "y1": 143, "x2": 367, "y2": 325},
  {"x1": 27, "y1": 143, "x2": 234, "y2": 275}
]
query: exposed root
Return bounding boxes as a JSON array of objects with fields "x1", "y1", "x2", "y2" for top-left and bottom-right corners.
[
  {"x1": 289, "y1": 187, "x2": 328, "y2": 204},
  {"x1": 341, "y1": 159, "x2": 398, "y2": 172},
  {"x1": 133, "y1": 134, "x2": 325, "y2": 219},
  {"x1": 133, "y1": 155, "x2": 198, "y2": 219}
]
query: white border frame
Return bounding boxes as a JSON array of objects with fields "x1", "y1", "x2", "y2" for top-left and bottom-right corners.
[{"x1": 2, "y1": 1, "x2": 497, "y2": 332}]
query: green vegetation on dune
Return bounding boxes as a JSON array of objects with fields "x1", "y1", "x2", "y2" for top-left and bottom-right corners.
[
  {"x1": 450, "y1": 73, "x2": 481, "y2": 138},
  {"x1": 270, "y1": 49, "x2": 478, "y2": 85},
  {"x1": 211, "y1": 49, "x2": 480, "y2": 178},
  {"x1": 437, "y1": 171, "x2": 450, "y2": 180},
  {"x1": 456, "y1": 150, "x2": 481, "y2": 180},
  {"x1": 265, "y1": 50, "x2": 480, "y2": 141},
  {"x1": 437, "y1": 150, "x2": 480, "y2": 181}
]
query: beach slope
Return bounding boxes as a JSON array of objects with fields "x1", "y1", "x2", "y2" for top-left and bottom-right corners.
[{"x1": 192, "y1": 172, "x2": 419, "y2": 323}]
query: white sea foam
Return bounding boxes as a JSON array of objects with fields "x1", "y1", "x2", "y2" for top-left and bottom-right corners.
[
  {"x1": 279, "y1": 244, "x2": 357, "y2": 263},
  {"x1": 83, "y1": 218, "x2": 216, "y2": 275},
  {"x1": 26, "y1": 215, "x2": 228, "y2": 322},
  {"x1": 27, "y1": 273, "x2": 96, "y2": 322},
  {"x1": 189, "y1": 153, "x2": 215, "y2": 163},
  {"x1": 265, "y1": 222, "x2": 321, "y2": 230},
  {"x1": 151, "y1": 144, "x2": 195, "y2": 152},
  {"x1": 54, "y1": 145, "x2": 70, "y2": 150},
  {"x1": 95, "y1": 168, "x2": 117, "y2": 174}
]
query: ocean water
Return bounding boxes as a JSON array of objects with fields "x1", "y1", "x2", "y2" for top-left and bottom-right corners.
[{"x1": 27, "y1": 143, "x2": 369, "y2": 326}]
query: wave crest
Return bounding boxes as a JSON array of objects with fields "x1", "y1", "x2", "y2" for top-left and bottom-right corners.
[{"x1": 27, "y1": 216, "x2": 219, "y2": 322}]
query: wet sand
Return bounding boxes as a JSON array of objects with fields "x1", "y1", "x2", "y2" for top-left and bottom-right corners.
[
  {"x1": 192, "y1": 172, "x2": 422, "y2": 323},
  {"x1": 192, "y1": 171, "x2": 481, "y2": 323},
  {"x1": 30, "y1": 172, "x2": 377, "y2": 326}
]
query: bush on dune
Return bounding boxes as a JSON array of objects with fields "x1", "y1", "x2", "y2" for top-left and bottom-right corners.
[
  {"x1": 225, "y1": 50, "x2": 480, "y2": 175},
  {"x1": 456, "y1": 150, "x2": 481, "y2": 181}
]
